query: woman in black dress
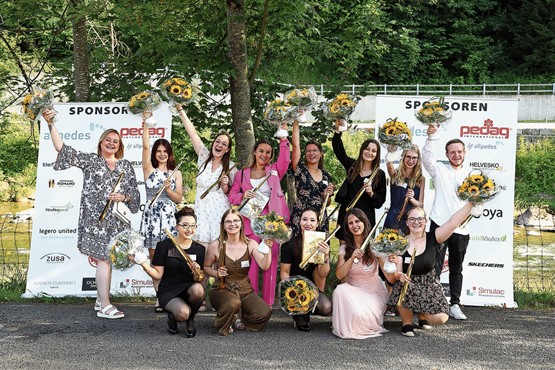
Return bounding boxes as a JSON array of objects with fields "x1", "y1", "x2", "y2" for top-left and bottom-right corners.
[
  {"x1": 388, "y1": 203, "x2": 473, "y2": 337},
  {"x1": 133, "y1": 207, "x2": 205, "y2": 337},
  {"x1": 332, "y1": 121, "x2": 386, "y2": 241},
  {"x1": 280, "y1": 207, "x2": 332, "y2": 332}
]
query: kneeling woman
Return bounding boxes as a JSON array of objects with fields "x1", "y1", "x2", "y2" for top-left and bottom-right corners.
[
  {"x1": 134, "y1": 207, "x2": 205, "y2": 337},
  {"x1": 332, "y1": 209, "x2": 394, "y2": 339},
  {"x1": 388, "y1": 204, "x2": 473, "y2": 337},
  {"x1": 204, "y1": 209, "x2": 272, "y2": 336},
  {"x1": 280, "y1": 207, "x2": 332, "y2": 332}
]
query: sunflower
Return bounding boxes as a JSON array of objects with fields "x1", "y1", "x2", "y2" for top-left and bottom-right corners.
[
  {"x1": 22, "y1": 94, "x2": 32, "y2": 104},
  {"x1": 137, "y1": 92, "x2": 149, "y2": 100},
  {"x1": 284, "y1": 287, "x2": 298, "y2": 300},
  {"x1": 287, "y1": 304, "x2": 299, "y2": 312},
  {"x1": 340, "y1": 99, "x2": 352, "y2": 107},
  {"x1": 299, "y1": 294, "x2": 310, "y2": 305},
  {"x1": 182, "y1": 88, "x2": 193, "y2": 99},
  {"x1": 467, "y1": 186, "x2": 480, "y2": 195},
  {"x1": 469, "y1": 174, "x2": 484, "y2": 184},
  {"x1": 336, "y1": 93, "x2": 348, "y2": 101},
  {"x1": 286, "y1": 90, "x2": 297, "y2": 100},
  {"x1": 421, "y1": 108, "x2": 434, "y2": 116},
  {"x1": 174, "y1": 78, "x2": 187, "y2": 86},
  {"x1": 388, "y1": 233, "x2": 398, "y2": 242},
  {"x1": 482, "y1": 179, "x2": 495, "y2": 192},
  {"x1": 385, "y1": 127, "x2": 397, "y2": 136},
  {"x1": 295, "y1": 279, "x2": 307, "y2": 290},
  {"x1": 458, "y1": 182, "x2": 469, "y2": 192},
  {"x1": 170, "y1": 85, "x2": 182, "y2": 95},
  {"x1": 129, "y1": 96, "x2": 137, "y2": 107},
  {"x1": 330, "y1": 103, "x2": 340, "y2": 113},
  {"x1": 435, "y1": 107, "x2": 444, "y2": 112}
]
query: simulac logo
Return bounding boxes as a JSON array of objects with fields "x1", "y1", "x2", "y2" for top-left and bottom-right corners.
[{"x1": 460, "y1": 119, "x2": 510, "y2": 139}]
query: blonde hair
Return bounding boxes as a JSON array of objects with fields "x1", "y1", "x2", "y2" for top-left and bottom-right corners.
[
  {"x1": 97, "y1": 129, "x2": 124, "y2": 159},
  {"x1": 392, "y1": 144, "x2": 423, "y2": 188}
]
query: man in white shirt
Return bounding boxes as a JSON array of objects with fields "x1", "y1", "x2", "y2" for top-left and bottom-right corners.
[{"x1": 422, "y1": 125, "x2": 469, "y2": 320}]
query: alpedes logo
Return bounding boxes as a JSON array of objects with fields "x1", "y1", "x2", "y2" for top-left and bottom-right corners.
[
  {"x1": 460, "y1": 119, "x2": 511, "y2": 139},
  {"x1": 470, "y1": 234, "x2": 507, "y2": 243}
]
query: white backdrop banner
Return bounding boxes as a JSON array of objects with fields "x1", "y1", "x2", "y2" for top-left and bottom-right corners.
[
  {"x1": 23, "y1": 102, "x2": 173, "y2": 298},
  {"x1": 375, "y1": 95, "x2": 518, "y2": 307}
]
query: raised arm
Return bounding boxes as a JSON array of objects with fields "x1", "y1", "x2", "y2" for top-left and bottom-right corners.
[
  {"x1": 291, "y1": 119, "x2": 301, "y2": 171},
  {"x1": 141, "y1": 112, "x2": 154, "y2": 181},
  {"x1": 249, "y1": 239, "x2": 272, "y2": 270},
  {"x1": 42, "y1": 109, "x2": 63, "y2": 152},
  {"x1": 332, "y1": 132, "x2": 354, "y2": 170},
  {"x1": 435, "y1": 202, "x2": 473, "y2": 244},
  {"x1": 274, "y1": 138, "x2": 291, "y2": 178},
  {"x1": 421, "y1": 135, "x2": 437, "y2": 178},
  {"x1": 176, "y1": 104, "x2": 203, "y2": 155}
]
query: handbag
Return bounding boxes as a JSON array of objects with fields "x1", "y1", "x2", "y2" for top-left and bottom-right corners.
[
  {"x1": 112, "y1": 201, "x2": 131, "y2": 225},
  {"x1": 334, "y1": 180, "x2": 349, "y2": 203}
]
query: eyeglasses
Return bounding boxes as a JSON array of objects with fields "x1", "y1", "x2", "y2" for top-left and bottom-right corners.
[
  {"x1": 404, "y1": 156, "x2": 419, "y2": 161},
  {"x1": 177, "y1": 223, "x2": 197, "y2": 230},
  {"x1": 407, "y1": 217, "x2": 426, "y2": 224},
  {"x1": 224, "y1": 219, "x2": 242, "y2": 225}
]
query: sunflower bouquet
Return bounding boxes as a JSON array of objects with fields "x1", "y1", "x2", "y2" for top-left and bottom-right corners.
[
  {"x1": 263, "y1": 98, "x2": 296, "y2": 137},
  {"x1": 414, "y1": 96, "x2": 452, "y2": 125},
  {"x1": 279, "y1": 275, "x2": 319, "y2": 315},
  {"x1": 378, "y1": 118, "x2": 413, "y2": 149},
  {"x1": 456, "y1": 170, "x2": 498, "y2": 204},
  {"x1": 372, "y1": 228, "x2": 409, "y2": 257},
  {"x1": 251, "y1": 211, "x2": 290, "y2": 243},
  {"x1": 106, "y1": 228, "x2": 145, "y2": 271},
  {"x1": 127, "y1": 91, "x2": 162, "y2": 115},
  {"x1": 20, "y1": 88, "x2": 57, "y2": 122},
  {"x1": 284, "y1": 87, "x2": 318, "y2": 120},
  {"x1": 322, "y1": 93, "x2": 358, "y2": 131},
  {"x1": 160, "y1": 77, "x2": 197, "y2": 114}
]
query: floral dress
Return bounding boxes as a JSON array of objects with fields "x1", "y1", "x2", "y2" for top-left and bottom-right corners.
[
  {"x1": 194, "y1": 144, "x2": 236, "y2": 243},
  {"x1": 289, "y1": 161, "x2": 333, "y2": 237},
  {"x1": 140, "y1": 169, "x2": 177, "y2": 249},
  {"x1": 54, "y1": 144, "x2": 140, "y2": 260}
]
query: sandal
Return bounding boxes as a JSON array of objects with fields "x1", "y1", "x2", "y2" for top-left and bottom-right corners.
[
  {"x1": 154, "y1": 305, "x2": 164, "y2": 313},
  {"x1": 234, "y1": 318, "x2": 245, "y2": 330},
  {"x1": 97, "y1": 304, "x2": 125, "y2": 319},
  {"x1": 94, "y1": 300, "x2": 101, "y2": 312}
]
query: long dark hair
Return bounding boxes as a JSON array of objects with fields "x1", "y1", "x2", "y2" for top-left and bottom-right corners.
[
  {"x1": 151, "y1": 139, "x2": 176, "y2": 170},
  {"x1": 342, "y1": 208, "x2": 375, "y2": 265},
  {"x1": 247, "y1": 138, "x2": 274, "y2": 168},
  {"x1": 347, "y1": 139, "x2": 381, "y2": 186},
  {"x1": 292, "y1": 207, "x2": 319, "y2": 262},
  {"x1": 198, "y1": 133, "x2": 233, "y2": 179}
]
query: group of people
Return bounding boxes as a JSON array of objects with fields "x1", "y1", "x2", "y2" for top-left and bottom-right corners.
[{"x1": 41, "y1": 105, "x2": 475, "y2": 339}]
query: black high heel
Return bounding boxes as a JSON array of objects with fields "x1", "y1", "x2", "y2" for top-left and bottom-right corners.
[
  {"x1": 167, "y1": 312, "x2": 178, "y2": 335},
  {"x1": 294, "y1": 322, "x2": 311, "y2": 332},
  {"x1": 185, "y1": 319, "x2": 196, "y2": 338}
]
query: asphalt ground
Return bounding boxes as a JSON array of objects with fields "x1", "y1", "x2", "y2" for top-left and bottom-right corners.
[{"x1": 0, "y1": 303, "x2": 554, "y2": 370}]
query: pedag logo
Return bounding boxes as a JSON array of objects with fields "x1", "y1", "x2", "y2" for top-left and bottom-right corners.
[
  {"x1": 40, "y1": 253, "x2": 70, "y2": 263},
  {"x1": 460, "y1": 119, "x2": 511, "y2": 139},
  {"x1": 88, "y1": 256, "x2": 98, "y2": 268},
  {"x1": 120, "y1": 126, "x2": 166, "y2": 139}
]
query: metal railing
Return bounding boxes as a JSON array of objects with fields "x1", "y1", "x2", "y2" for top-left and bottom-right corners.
[{"x1": 305, "y1": 83, "x2": 555, "y2": 96}]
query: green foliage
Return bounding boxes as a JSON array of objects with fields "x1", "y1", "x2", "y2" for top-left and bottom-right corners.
[
  {"x1": 513, "y1": 290, "x2": 555, "y2": 309},
  {"x1": 515, "y1": 137, "x2": 555, "y2": 211}
]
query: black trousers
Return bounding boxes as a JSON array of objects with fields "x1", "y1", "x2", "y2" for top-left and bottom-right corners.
[{"x1": 430, "y1": 220, "x2": 470, "y2": 306}]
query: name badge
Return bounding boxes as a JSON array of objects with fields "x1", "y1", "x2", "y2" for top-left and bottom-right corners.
[
  {"x1": 404, "y1": 257, "x2": 412, "y2": 264},
  {"x1": 270, "y1": 170, "x2": 278, "y2": 176},
  {"x1": 401, "y1": 183, "x2": 407, "y2": 188},
  {"x1": 189, "y1": 254, "x2": 197, "y2": 261},
  {"x1": 241, "y1": 260, "x2": 250, "y2": 268}
]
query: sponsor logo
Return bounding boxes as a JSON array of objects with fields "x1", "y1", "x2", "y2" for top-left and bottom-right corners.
[
  {"x1": 38, "y1": 228, "x2": 78, "y2": 240},
  {"x1": 47, "y1": 179, "x2": 76, "y2": 188},
  {"x1": 468, "y1": 262, "x2": 505, "y2": 268},
  {"x1": 40, "y1": 253, "x2": 70, "y2": 263},
  {"x1": 42, "y1": 161, "x2": 55, "y2": 168},
  {"x1": 467, "y1": 142, "x2": 502, "y2": 151},
  {"x1": 470, "y1": 234, "x2": 507, "y2": 243},
  {"x1": 466, "y1": 286, "x2": 505, "y2": 298},
  {"x1": 43, "y1": 131, "x2": 91, "y2": 141},
  {"x1": 405, "y1": 100, "x2": 488, "y2": 112},
  {"x1": 441, "y1": 283, "x2": 451, "y2": 297},
  {"x1": 120, "y1": 126, "x2": 166, "y2": 139},
  {"x1": 69, "y1": 106, "x2": 129, "y2": 115},
  {"x1": 482, "y1": 208, "x2": 503, "y2": 220},
  {"x1": 88, "y1": 256, "x2": 98, "y2": 268},
  {"x1": 469, "y1": 162, "x2": 503, "y2": 171},
  {"x1": 45, "y1": 203, "x2": 74, "y2": 213},
  {"x1": 119, "y1": 278, "x2": 154, "y2": 289},
  {"x1": 460, "y1": 119, "x2": 511, "y2": 139},
  {"x1": 31, "y1": 280, "x2": 78, "y2": 288},
  {"x1": 82, "y1": 278, "x2": 97, "y2": 291}
]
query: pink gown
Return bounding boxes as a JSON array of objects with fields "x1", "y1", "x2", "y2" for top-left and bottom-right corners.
[{"x1": 332, "y1": 246, "x2": 389, "y2": 339}]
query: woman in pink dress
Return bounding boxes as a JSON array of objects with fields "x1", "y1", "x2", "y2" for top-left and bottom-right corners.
[{"x1": 332, "y1": 208, "x2": 396, "y2": 339}]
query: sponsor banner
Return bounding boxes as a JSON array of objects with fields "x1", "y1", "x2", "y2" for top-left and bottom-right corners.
[
  {"x1": 375, "y1": 96, "x2": 517, "y2": 307},
  {"x1": 23, "y1": 102, "x2": 171, "y2": 298}
]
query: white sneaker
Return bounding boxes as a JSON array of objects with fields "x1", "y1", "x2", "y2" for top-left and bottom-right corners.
[{"x1": 449, "y1": 304, "x2": 467, "y2": 320}]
